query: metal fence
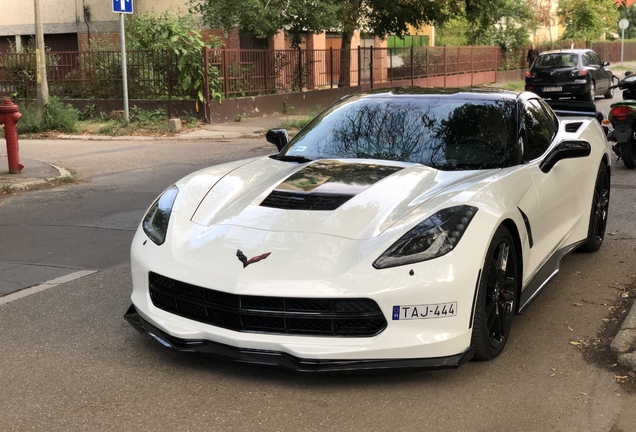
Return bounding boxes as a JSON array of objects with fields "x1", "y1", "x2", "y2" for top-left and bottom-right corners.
[
  {"x1": 4, "y1": 42, "x2": 636, "y2": 103},
  {"x1": 0, "y1": 50, "x2": 185, "y2": 100},
  {"x1": 204, "y1": 45, "x2": 500, "y2": 99},
  {"x1": 502, "y1": 41, "x2": 636, "y2": 70}
]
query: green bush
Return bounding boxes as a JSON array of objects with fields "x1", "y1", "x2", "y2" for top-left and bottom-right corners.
[
  {"x1": 17, "y1": 98, "x2": 79, "y2": 134},
  {"x1": 16, "y1": 105, "x2": 42, "y2": 134},
  {"x1": 129, "y1": 106, "x2": 167, "y2": 125},
  {"x1": 44, "y1": 98, "x2": 79, "y2": 132}
]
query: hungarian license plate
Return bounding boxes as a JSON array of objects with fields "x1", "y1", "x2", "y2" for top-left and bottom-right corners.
[
  {"x1": 543, "y1": 86, "x2": 562, "y2": 92},
  {"x1": 392, "y1": 302, "x2": 457, "y2": 320}
]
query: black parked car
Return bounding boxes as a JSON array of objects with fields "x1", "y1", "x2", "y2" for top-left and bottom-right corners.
[{"x1": 525, "y1": 49, "x2": 614, "y2": 101}]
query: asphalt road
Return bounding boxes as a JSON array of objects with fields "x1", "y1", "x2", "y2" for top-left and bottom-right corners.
[{"x1": 1, "y1": 99, "x2": 635, "y2": 431}]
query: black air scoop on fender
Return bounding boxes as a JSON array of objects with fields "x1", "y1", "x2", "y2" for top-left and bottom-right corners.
[{"x1": 260, "y1": 160, "x2": 404, "y2": 210}]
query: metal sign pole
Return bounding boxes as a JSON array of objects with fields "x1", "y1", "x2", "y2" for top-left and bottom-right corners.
[
  {"x1": 119, "y1": 12, "x2": 129, "y2": 124},
  {"x1": 619, "y1": 19, "x2": 629, "y2": 65},
  {"x1": 622, "y1": 27, "x2": 625, "y2": 64}
]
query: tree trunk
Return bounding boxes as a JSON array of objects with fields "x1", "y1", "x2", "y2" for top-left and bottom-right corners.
[{"x1": 338, "y1": 30, "x2": 354, "y2": 87}]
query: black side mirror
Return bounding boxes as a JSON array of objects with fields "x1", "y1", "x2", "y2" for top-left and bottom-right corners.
[
  {"x1": 602, "y1": 61, "x2": 610, "y2": 67},
  {"x1": 596, "y1": 111, "x2": 605, "y2": 124},
  {"x1": 266, "y1": 129, "x2": 289, "y2": 151},
  {"x1": 540, "y1": 140, "x2": 591, "y2": 173}
]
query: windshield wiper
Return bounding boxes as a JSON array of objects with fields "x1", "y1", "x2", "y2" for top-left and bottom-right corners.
[{"x1": 274, "y1": 155, "x2": 313, "y2": 163}]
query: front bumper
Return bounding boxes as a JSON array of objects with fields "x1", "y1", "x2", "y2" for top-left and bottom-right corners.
[{"x1": 124, "y1": 304, "x2": 474, "y2": 372}]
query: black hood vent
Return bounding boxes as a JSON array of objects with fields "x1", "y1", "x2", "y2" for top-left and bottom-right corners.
[
  {"x1": 565, "y1": 122, "x2": 583, "y2": 133},
  {"x1": 261, "y1": 190, "x2": 354, "y2": 211}
]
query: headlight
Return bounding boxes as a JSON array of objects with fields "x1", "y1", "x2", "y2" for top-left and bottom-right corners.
[
  {"x1": 142, "y1": 185, "x2": 179, "y2": 245},
  {"x1": 373, "y1": 205, "x2": 478, "y2": 269}
]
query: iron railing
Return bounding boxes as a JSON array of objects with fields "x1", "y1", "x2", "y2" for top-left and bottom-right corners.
[
  {"x1": 3, "y1": 42, "x2": 636, "y2": 103},
  {"x1": 204, "y1": 46, "x2": 500, "y2": 99},
  {"x1": 0, "y1": 50, "x2": 184, "y2": 100}
]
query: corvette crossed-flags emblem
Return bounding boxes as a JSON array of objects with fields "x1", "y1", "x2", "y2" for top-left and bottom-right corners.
[{"x1": 236, "y1": 250, "x2": 271, "y2": 268}]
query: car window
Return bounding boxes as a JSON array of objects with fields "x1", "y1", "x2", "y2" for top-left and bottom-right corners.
[
  {"x1": 283, "y1": 96, "x2": 519, "y2": 170},
  {"x1": 582, "y1": 54, "x2": 590, "y2": 66},
  {"x1": 534, "y1": 53, "x2": 579, "y2": 68},
  {"x1": 523, "y1": 100, "x2": 555, "y2": 161},
  {"x1": 589, "y1": 52, "x2": 602, "y2": 65},
  {"x1": 585, "y1": 52, "x2": 600, "y2": 66},
  {"x1": 537, "y1": 98, "x2": 559, "y2": 130}
]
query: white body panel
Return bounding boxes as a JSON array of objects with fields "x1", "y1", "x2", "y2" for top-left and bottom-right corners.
[{"x1": 129, "y1": 95, "x2": 610, "y2": 364}]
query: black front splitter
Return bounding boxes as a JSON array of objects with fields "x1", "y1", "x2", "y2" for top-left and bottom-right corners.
[{"x1": 124, "y1": 304, "x2": 474, "y2": 373}]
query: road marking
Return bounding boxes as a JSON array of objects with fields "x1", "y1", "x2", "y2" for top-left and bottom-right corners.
[{"x1": 0, "y1": 270, "x2": 96, "y2": 306}]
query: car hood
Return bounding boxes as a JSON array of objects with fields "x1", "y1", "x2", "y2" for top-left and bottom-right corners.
[{"x1": 178, "y1": 157, "x2": 495, "y2": 240}]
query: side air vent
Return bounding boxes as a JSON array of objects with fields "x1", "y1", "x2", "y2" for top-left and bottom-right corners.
[
  {"x1": 565, "y1": 122, "x2": 583, "y2": 133},
  {"x1": 260, "y1": 190, "x2": 354, "y2": 211}
]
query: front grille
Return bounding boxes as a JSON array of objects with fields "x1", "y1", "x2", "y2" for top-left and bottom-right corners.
[
  {"x1": 565, "y1": 122, "x2": 583, "y2": 133},
  {"x1": 148, "y1": 272, "x2": 387, "y2": 337},
  {"x1": 260, "y1": 190, "x2": 354, "y2": 211}
]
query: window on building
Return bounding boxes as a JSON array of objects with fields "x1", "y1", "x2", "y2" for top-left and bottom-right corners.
[{"x1": 387, "y1": 35, "x2": 429, "y2": 50}]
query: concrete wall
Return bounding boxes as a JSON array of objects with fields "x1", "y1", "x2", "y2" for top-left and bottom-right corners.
[
  {"x1": 1, "y1": 0, "x2": 83, "y2": 36},
  {"x1": 0, "y1": 0, "x2": 195, "y2": 39}
]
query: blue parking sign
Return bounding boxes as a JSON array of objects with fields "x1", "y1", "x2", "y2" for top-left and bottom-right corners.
[{"x1": 112, "y1": 0, "x2": 133, "y2": 14}]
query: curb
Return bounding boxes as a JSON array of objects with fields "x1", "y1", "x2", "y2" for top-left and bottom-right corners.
[
  {"x1": 612, "y1": 302, "x2": 636, "y2": 372},
  {"x1": 1, "y1": 163, "x2": 72, "y2": 192},
  {"x1": 35, "y1": 132, "x2": 260, "y2": 141}
]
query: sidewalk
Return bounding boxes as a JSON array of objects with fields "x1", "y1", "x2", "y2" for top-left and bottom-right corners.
[
  {"x1": 1, "y1": 114, "x2": 289, "y2": 190},
  {"x1": 53, "y1": 114, "x2": 301, "y2": 142},
  {"x1": 0, "y1": 156, "x2": 72, "y2": 191}
]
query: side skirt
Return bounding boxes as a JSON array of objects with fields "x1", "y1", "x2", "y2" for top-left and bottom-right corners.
[{"x1": 518, "y1": 240, "x2": 586, "y2": 313}]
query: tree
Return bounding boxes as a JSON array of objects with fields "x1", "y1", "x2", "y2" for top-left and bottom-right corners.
[
  {"x1": 528, "y1": 0, "x2": 557, "y2": 45},
  {"x1": 464, "y1": 0, "x2": 532, "y2": 47},
  {"x1": 558, "y1": 0, "x2": 619, "y2": 43},
  {"x1": 436, "y1": 16, "x2": 470, "y2": 46},
  {"x1": 618, "y1": 2, "x2": 636, "y2": 39},
  {"x1": 126, "y1": 11, "x2": 223, "y2": 102},
  {"x1": 190, "y1": 0, "x2": 459, "y2": 86},
  {"x1": 190, "y1": 0, "x2": 341, "y2": 47}
]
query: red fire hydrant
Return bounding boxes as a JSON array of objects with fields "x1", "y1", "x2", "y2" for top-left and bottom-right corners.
[{"x1": 0, "y1": 99, "x2": 24, "y2": 173}]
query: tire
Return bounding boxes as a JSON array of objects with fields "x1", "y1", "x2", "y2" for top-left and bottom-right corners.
[
  {"x1": 578, "y1": 163, "x2": 610, "y2": 253},
  {"x1": 471, "y1": 226, "x2": 518, "y2": 361},
  {"x1": 604, "y1": 85, "x2": 614, "y2": 99},
  {"x1": 584, "y1": 82, "x2": 596, "y2": 102},
  {"x1": 621, "y1": 139, "x2": 636, "y2": 169}
]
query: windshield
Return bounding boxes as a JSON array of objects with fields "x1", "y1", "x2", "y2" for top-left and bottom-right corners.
[
  {"x1": 534, "y1": 53, "x2": 579, "y2": 68},
  {"x1": 281, "y1": 95, "x2": 518, "y2": 170}
]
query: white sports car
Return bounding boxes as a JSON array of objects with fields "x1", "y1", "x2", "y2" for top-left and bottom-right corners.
[{"x1": 125, "y1": 88, "x2": 611, "y2": 371}]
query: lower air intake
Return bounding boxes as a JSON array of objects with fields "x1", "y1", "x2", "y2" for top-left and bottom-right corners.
[{"x1": 148, "y1": 272, "x2": 387, "y2": 337}]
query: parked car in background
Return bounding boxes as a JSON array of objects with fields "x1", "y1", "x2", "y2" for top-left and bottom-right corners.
[{"x1": 525, "y1": 49, "x2": 614, "y2": 101}]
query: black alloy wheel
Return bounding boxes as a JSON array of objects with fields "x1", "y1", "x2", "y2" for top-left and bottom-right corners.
[
  {"x1": 578, "y1": 163, "x2": 610, "y2": 252},
  {"x1": 471, "y1": 226, "x2": 518, "y2": 360}
]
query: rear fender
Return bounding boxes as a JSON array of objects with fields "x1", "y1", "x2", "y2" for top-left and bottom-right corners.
[{"x1": 613, "y1": 121, "x2": 633, "y2": 143}]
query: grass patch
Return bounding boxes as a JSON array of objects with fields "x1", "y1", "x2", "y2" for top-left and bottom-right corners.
[
  {"x1": 1, "y1": 184, "x2": 15, "y2": 195},
  {"x1": 73, "y1": 107, "x2": 200, "y2": 137},
  {"x1": 9, "y1": 103, "x2": 200, "y2": 138},
  {"x1": 278, "y1": 105, "x2": 323, "y2": 130},
  {"x1": 499, "y1": 81, "x2": 525, "y2": 92}
]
